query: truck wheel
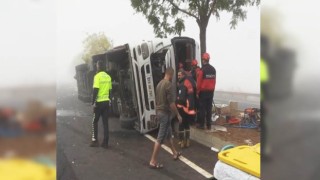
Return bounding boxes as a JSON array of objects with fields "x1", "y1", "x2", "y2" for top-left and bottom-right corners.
[
  {"x1": 108, "y1": 96, "x2": 120, "y2": 117},
  {"x1": 120, "y1": 116, "x2": 137, "y2": 130}
]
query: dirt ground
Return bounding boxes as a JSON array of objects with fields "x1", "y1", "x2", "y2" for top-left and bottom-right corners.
[
  {"x1": 0, "y1": 122, "x2": 56, "y2": 162},
  {"x1": 211, "y1": 117, "x2": 260, "y2": 146},
  {"x1": 0, "y1": 134, "x2": 56, "y2": 161}
]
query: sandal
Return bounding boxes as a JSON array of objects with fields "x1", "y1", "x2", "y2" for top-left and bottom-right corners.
[
  {"x1": 173, "y1": 152, "x2": 182, "y2": 160},
  {"x1": 149, "y1": 162, "x2": 163, "y2": 169}
]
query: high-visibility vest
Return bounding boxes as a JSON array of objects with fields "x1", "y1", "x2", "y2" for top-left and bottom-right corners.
[
  {"x1": 260, "y1": 58, "x2": 269, "y2": 100},
  {"x1": 93, "y1": 71, "x2": 112, "y2": 102}
]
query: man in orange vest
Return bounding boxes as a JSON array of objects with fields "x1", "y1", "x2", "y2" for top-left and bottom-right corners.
[{"x1": 176, "y1": 69, "x2": 196, "y2": 148}]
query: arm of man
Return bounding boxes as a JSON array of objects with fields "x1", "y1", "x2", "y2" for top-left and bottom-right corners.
[
  {"x1": 109, "y1": 75, "x2": 113, "y2": 100},
  {"x1": 92, "y1": 88, "x2": 99, "y2": 105},
  {"x1": 92, "y1": 75, "x2": 99, "y2": 110},
  {"x1": 170, "y1": 103, "x2": 182, "y2": 123},
  {"x1": 166, "y1": 83, "x2": 182, "y2": 123}
]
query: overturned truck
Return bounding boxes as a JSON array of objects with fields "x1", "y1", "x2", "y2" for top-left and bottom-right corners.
[{"x1": 75, "y1": 37, "x2": 200, "y2": 133}]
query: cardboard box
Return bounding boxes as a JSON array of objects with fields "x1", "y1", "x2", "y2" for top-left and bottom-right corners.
[
  {"x1": 229, "y1": 101, "x2": 238, "y2": 110},
  {"x1": 229, "y1": 101, "x2": 239, "y2": 117},
  {"x1": 214, "y1": 104, "x2": 230, "y2": 115}
]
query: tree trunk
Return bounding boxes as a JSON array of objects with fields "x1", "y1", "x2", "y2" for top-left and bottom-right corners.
[{"x1": 199, "y1": 25, "x2": 207, "y2": 54}]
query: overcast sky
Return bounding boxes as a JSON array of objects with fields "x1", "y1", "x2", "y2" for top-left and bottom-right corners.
[
  {"x1": 0, "y1": 0, "x2": 56, "y2": 88},
  {"x1": 1, "y1": 0, "x2": 260, "y2": 93},
  {"x1": 263, "y1": 0, "x2": 320, "y2": 88}
]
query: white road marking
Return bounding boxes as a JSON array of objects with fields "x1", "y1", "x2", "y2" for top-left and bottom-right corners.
[
  {"x1": 210, "y1": 147, "x2": 220, "y2": 152},
  {"x1": 144, "y1": 134, "x2": 214, "y2": 179}
]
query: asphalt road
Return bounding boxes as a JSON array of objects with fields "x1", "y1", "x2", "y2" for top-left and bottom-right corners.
[
  {"x1": 56, "y1": 84, "x2": 217, "y2": 180},
  {"x1": 262, "y1": 86, "x2": 320, "y2": 180}
]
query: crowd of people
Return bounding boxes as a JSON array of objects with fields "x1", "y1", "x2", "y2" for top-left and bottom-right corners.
[
  {"x1": 149, "y1": 52, "x2": 216, "y2": 168},
  {"x1": 89, "y1": 52, "x2": 217, "y2": 169},
  {"x1": 176, "y1": 52, "x2": 216, "y2": 147}
]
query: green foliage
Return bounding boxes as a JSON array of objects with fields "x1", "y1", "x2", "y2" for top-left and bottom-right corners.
[
  {"x1": 215, "y1": 0, "x2": 260, "y2": 29},
  {"x1": 131, "y1": 0, "x2": 260, "y2": 37},
  {"x1": 81, "y1": 32, "x2": 112, "y2": 63}
]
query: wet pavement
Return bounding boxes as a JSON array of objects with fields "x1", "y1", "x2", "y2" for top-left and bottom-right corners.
[
  {"x1": 56, "y1": 84, "x2": 217, "y2": 180},
  {"x1": 262, "y1": 86, "x2": 320, "y2": 180}
]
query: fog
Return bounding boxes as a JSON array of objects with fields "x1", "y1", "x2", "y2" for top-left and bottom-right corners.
[
  {"x1": 56, "y1": 0, "x2": 260, "y2": 93},
  {"x1": 0, "y1": 0, "x2": 259, "y2": 93},
  {"x1": 263, "y1": 0, "x2": 320, "y2": 88},
  {"x1": 0, "y1": 0, "x2": 56, "y2": 88}
]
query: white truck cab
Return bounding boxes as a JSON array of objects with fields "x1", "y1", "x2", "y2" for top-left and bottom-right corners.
[{"x1": 75, "y1": 36, "x2": 200, "y2": 133}]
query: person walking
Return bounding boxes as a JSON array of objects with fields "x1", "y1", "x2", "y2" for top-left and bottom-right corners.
[
  {"x1": 149, "y1": 67, "x2": 182, "y2": 169},
  {"x1": 176, "y1": 69, "x2": 196, "y2": 148},
  {"x1": 196, "y1": 53, "x2": 216, "y2": 130},
  {"x1": 90, "y1": 60, "x2": 112, "y2": 149}
]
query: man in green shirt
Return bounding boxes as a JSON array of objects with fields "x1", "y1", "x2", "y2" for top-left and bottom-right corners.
[
  {"x1": 90, "y1": 60, "x2": 112, "y2": 148},
  {"x1": 149, "y1": 67, "x2": 183, "y2": 169}
]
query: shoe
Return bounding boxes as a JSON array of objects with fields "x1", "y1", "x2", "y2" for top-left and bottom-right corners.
[
  {"x1": 178, "y1": 141, "x2": 185, "y2": 148},
  {"x1": 101, "y1": 142, "x2": 108, "y2": 149},
  {"x1": 89, "y1": 141, "x2": 99, "y2": 147},
  {"x1": 173, "y1": 152, "x2": 182, "y2": 161},
  {"x1": 173, "y1": 152, "x2": 182, "y2": 160},
  {"x1": 149, "y1": 162, "x2": 163, "y2": 169}
]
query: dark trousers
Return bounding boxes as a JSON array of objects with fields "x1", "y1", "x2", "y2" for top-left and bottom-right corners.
[
  {"x1": 178, "y1": 108, "x2": 190, "y2": 140},
  {"x1": 198, "y1": 92, "x2": 214, "y2": 128},
  {"x1": 261, "y1": 101, "x2": 267, "y2": 156},
  {"x1": 92, "y1": 101, "x2": 109, "y2": 144},
  {"x1": 193, "y1": 96, "x2": 199, "y2": 125}
]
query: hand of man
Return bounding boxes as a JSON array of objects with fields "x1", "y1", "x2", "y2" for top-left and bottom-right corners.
[{"x1": 177, "y1": 114, "x2": 182, "y2": 124}]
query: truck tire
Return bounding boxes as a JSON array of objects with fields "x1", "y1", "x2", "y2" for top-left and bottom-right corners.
[{"x1": 120, "y1": 116, "x2": 137, "y2": 130}]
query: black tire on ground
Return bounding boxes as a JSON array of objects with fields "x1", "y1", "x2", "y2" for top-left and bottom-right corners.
[
  {"x1": 120, "y1": 116, "x2": 137, "y2": 130},
  {"x1": 108, "y1": 95, "x2": 120, "y2": 117}
]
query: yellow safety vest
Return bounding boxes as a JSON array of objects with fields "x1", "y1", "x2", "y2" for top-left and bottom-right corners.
[
  {"x1": 260, "y1": 58, "x2": 269, "y2": 100},
  {"x1": 93, "y1": 71, "x2": 112, "y2": 102}
]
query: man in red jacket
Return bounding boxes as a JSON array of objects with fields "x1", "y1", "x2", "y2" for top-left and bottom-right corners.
[{"x1": 196, "y1": 53, "x2": 216, "y2": 130}]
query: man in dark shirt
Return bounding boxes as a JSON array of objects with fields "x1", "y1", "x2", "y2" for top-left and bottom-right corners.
[
  {"x1": 176, "y1": 69, "x2": 196, "y2": 148},
  {"x1": 196, "y1": 53, "x2": 216, "y2": 130},
  {"x1": 149, "y1": 67, "x2": 182, "y2": 169}
]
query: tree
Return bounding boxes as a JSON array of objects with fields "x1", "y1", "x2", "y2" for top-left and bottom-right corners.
[
  {"x1": 131, "y1": 0, "x2": 260, "y2": 53},
  {"x1": 82, "y1": 32, "x2": 113, "y2": 63}
]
